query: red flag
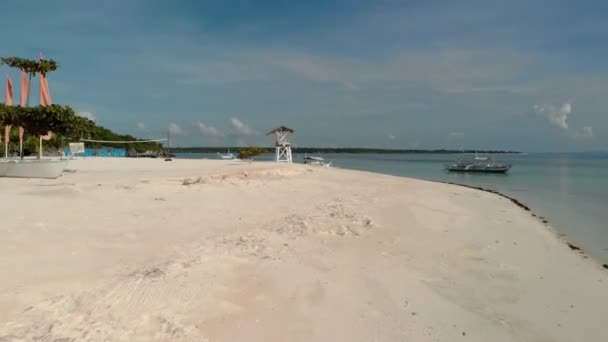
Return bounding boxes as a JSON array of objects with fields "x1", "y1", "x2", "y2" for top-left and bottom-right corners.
[{"x1": 5, "y1": 75, "x2": 13, "y2": 106}]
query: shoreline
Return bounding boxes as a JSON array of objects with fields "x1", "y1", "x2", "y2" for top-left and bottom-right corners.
[
  {"x1": 325, "y1": 161, "x2": 605, "y2": 270},
  {"x1": 434, "y1": 180, "x2": 608, "y2": 270}
]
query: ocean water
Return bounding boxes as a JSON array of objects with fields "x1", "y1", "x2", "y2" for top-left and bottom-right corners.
[{"x1": 177, "y1": 152, "x2": 608, "y2": 264}]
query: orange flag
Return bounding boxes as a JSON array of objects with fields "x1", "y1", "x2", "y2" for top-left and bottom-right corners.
[
  {"x1": 38, "y1": 52, "x2": 54, "y2": 156},
  {"x1": 39, "y1": 74, "x2": 52, "y2": 106},
  {"x1": 5, "y1": 76, "x2": 13, "y2": 144},
  {"x1": 39, "y1": 52, "x2": 52, "y2": 106},
  {"x1": 4, "y1": 126, "x2": 10, "y2": 143},
  {"x1": 5, "y1": 75, "x2": 13, "y2": 106},
  {"x1": 18, "y1": 70, "x2": 28, "y2": 145},
  {"x1": 19, "y1": 70, "x2": 29, "y2": 107}
]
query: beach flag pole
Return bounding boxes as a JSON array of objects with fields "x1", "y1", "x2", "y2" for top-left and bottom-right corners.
[
  {"x1": 19, "y1": 70, "x2": 29, "y2": 159},
  {"x1": 4, "y1": 75, "x2": 13, "y2": 158},
  {"x1": 38, "y1": 51, "x2": 53, "y2": 159},
  {"x1": 4, "y1": 126, "x2": 10, "y2": 158},
  {"x1": 18, "y1": 127, "x2": 23, "y2": 159}
]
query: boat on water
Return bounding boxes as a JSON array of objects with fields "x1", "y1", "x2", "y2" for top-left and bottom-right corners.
[
  {"x1": 474, "y1": 151, "x2": 489, "y2": 161},
  {"x1": 445, "y1": 155, "x2": 512, "y2": 173},
  {"x1": 0, "y1": 158, "x2": 69, "y2": 179},
  {"x1": 217, "y1": 149, "x2": 237, "y2": 160},
  {"x1": 303, "y1": 154, "x2": 332, "y2": 167}
]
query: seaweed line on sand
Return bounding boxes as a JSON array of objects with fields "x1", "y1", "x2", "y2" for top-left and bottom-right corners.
[{"x1": 436, "y1": 180, "x2": 605, "y2": 270}]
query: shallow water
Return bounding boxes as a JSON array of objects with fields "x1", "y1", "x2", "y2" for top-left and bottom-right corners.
[{"x1": 178, "y1": 152, "x2": 608, "y2": 264}]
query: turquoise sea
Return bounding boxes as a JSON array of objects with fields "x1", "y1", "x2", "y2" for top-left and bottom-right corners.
[{"x1": 178, "y1": 152, "x2": 608, "y2": 265}]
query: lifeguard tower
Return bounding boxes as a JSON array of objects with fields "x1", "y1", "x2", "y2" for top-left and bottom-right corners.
[{"x1": 267, "y1": 126, "x2": 294, "y2": 163}]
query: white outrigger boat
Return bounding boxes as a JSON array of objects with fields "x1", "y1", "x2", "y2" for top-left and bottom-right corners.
[
  {"x1": 445, "y1": 154, "x2": 511, "y2": 173},
  {"x1": 0, "y1": 158, "x2": 68, "y2": 179},
  {"x1": 303, "y1": 154, "x2": 332, "y2": 167},
  {"x1": 217, "y1": 149, "x2": 237, "y2": 160}
]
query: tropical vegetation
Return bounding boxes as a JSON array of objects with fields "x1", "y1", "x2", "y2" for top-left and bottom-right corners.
[
  {"x1": 237, "y1": 147, "x2": 269, "y2": 159},
  {"x1": 1, "y1": 56, "x2": 162, "y2": 156},
  {"x1": 0, "y1": 57, "x2": 58, "y2": 77}
]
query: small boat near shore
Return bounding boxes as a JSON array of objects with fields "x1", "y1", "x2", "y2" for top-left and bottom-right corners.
[
  {"x1": 303, "y1": 154, "x2": 332, "y2": 167},
  {"x1": 217, "y1": 149, "x2": 237, "y2": 160},
  {"x1": 0, "y1": 158, "x2": 69, "y2": 179},
  {"x1": 445, "y1": 155, "x2": 512, "y2": 173}
]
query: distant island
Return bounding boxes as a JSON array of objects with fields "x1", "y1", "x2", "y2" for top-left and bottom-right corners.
[{"x1": 169, "y1": 147, "x2": 521, "y2": 154}]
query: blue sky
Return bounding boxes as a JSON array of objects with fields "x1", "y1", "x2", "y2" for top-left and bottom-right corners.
[{"x1": 1, "y1": 0, "x2": 607, "y2": 151}]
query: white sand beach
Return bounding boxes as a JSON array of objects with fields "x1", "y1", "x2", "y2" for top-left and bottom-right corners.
[{"x1": 0, "y1": 158, "x2": 606, "y2": 341}]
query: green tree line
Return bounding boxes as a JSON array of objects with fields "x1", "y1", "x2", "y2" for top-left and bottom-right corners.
[{"x1": 0, "y1": 104, "x2": 162, "y2": 156}]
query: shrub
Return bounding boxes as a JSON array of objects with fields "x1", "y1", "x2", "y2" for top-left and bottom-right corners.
[{"x1": 237, "y1": 147, "x2": 269, "y2": 159}]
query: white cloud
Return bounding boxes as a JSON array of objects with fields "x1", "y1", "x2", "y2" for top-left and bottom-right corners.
[
  {"x1": 136, "y1": 122, "x2": 147, "y2": 131},
  {"x1": 77, "y1": 111, "x2": 96, "y2": 122},
  {"x1": 534, "y1": 102, "x2": 571, "y2": 129},
  {"x1": 572, "y1": 126, "x2": 594, "y2": 140},
  {"x1": 168, "y1": 123, "x2": 186, "y2": 136},
  {"x1": 388, "y1": 134, "x2": 396, "y2": 140},
  {"x1": 197, "y1": 121, "x2": 224, "y2": 137},
  {"x1": 449, "y1": 132, "x2": 465, "y2": 138},
  {"x1": 534, "y1": 102, "x2": 594, "y2": 140},
  {"x1": 229, "y1": 118, "x2": 255, "y2": 136}
]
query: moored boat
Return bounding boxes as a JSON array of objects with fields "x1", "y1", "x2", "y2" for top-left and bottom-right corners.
[
  {"x1": 303, "y1": 154, "x2": 332, "y2": 167},
  {"x1": 217, "y1": 149, "x2": 237, "y2": 160},
  {"x1": 445, "y1": 157, "x2": 511, "y2": 173}
]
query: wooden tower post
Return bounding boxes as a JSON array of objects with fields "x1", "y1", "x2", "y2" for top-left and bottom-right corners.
[{"x1": 267, "y1": 126, "x2": 294, "y2": 163}]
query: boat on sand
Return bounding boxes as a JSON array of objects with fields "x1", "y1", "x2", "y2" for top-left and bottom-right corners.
[{"x1": 0, "y1": 158, "x2": 68, "y2": 179}]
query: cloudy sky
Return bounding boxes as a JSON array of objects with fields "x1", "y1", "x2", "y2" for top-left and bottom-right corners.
[{"x1": 1, "y1": 0, "x2": 607, "y2": 151}]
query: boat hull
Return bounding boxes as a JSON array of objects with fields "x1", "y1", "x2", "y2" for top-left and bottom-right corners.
[
  {"x1": 217, "y1": 152, "x2": 236, "y2": 160},
  {"x1": 305, "y1": 162, "x2": 332, "y2": 167},
  {"x1": 303, "y1": 155, "x2": 331, "y2": 167},
  {"x1": 446, "y1": 167, "x2": 510, "y2": 173},
  {"x1": 0, "y1": 159, "x2": 69, "y2": 179},
  {"x1": 446, "y1": 165, "x2": 511, "y2": 173}
]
